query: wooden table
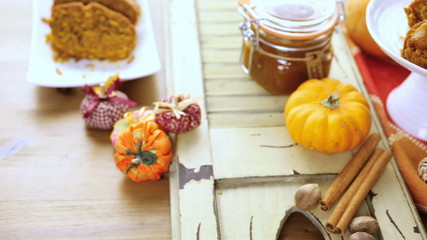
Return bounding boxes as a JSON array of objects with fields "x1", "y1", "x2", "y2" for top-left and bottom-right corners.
[
  {"x1": 0, "y1": 0, "x2": 172, "y2": 239},
  {"x1": 2, "y1": 0, "x2": 426, "y2": 239}
]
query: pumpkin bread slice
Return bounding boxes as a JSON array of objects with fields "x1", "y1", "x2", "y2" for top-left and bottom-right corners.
[
  {"x1": 54, "y1": 0, "x2": 140, "y2": 24},
  {"x1": 405, "y1": 0, "x2": 427, "y2": 27},
  {"x1": 46, "y1": 2, "x2": 137, "y2": 62},
  {"x1": 402, "y1": 20, "x2": 427, "y2": 69}
]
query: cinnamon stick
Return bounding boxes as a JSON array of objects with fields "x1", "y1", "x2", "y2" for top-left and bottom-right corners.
[
  {"x1": 326, "y1": 149, "x2": 393, "y2": 235},
  {"x1": 320, "y1": 133, "x2": 381, "y2": 211},
  {"x1": 325, "y1": 148, "x2": 384, "y2": 233}
]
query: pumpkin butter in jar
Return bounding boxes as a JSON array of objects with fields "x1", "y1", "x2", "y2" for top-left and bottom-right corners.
[{"x1": 238, "y1": 0, "x2": 342, "y2": 95}]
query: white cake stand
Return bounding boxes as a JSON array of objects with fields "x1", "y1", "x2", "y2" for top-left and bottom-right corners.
[{"x1": 366, "y1": 0, "x2": 427, "y2": 141}]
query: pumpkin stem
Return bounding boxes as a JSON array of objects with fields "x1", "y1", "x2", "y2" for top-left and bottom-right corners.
[
  {"x1": 125, "y1": 162, "x2": 139, "y2": 174},
  {"x1": 321, "y1": 92, "x2": 340, "y2": 109},
  {"x1": 137, "y1": 151, "x2": 158, "y2": 166},
  {"x1": 124, "y1": 141, "x2": 158, "y2": 173}
]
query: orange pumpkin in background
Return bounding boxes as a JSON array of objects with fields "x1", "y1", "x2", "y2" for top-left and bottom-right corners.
[{"x1": 345, "y1": 0, "x2": 388, "y2": 58}]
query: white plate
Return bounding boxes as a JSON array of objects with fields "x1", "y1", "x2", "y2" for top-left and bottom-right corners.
[{"x1": 27, "y1": 0, "x2": 161, "y2": 87}]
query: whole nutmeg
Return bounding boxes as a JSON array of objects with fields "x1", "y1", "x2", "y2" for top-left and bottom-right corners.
[
  {"x1": 348, "y1": 216, "x2": 379, "y2": 234},
  {"x1": 294, "y1": 183, "x2": 321, "y2": 211},
  {"x1": 348, "y1": 232, "x2": 376, "y2": 240},
  {"x1": 418, "y1": 157, "x2": 427, "y2": 183}
]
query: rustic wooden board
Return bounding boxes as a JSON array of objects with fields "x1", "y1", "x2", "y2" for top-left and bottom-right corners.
[
  {"x1": 215, "y1": 181, "x2": 374, "y2": 240},
  {"x1": 165, "y1": 0, "x2": 427, "y2": 239}
]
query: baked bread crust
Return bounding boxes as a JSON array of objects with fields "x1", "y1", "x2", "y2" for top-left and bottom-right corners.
[
  {"x1": 402, "y1": 20, "x2": 427, "y2": 69},
  {"x1": 47, "y1": 2, "x2": 137, "y2": 62},
  {"x1": 405, "y1": 0, "x2": 427, "y2": 27},
  {"x1": 54, "y1": 0, "x2": 140, "y2": 24}
]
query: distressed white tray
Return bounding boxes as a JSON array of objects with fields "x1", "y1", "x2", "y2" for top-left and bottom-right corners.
[
  {"x1": 164, "y1": 0, "x2": 427, "y2": 239},
  {"x1": 27, "y1": 0, "x2": 160, "y2": 87}
]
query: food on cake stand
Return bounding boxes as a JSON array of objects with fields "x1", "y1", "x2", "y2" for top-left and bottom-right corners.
[{"x1": 366, "y1": 0, "x2": 427, "y2": 141}]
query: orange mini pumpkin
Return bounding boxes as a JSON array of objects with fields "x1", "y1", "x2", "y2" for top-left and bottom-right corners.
[
  {"x1": 114, "y1": 121, "x2": 172, "y2": 182},
  {"x1": 284, "y1": 78, "x2": 372, "y2": 154}
]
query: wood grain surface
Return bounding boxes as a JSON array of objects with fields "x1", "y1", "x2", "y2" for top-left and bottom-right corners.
[{"x1": 0, "y1": 0, "x2": 171, "y2": 239}]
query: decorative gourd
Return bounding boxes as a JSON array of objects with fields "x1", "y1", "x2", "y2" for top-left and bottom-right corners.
[
  {"x1": 114, "y1": 121, "x2": 172, "y2": 182},
  {"x1": 284, "y1": 78, "x2": 372, "y2": 154},
  {"x1": 80, "y1": 75, "x2": 136, "y2": 129},
  {"x1": 110, "y1": 107, "x2": 155, "y2": 146},
  {"x1": 154, "y1": 94, "x2": 201, "y2": 133}
]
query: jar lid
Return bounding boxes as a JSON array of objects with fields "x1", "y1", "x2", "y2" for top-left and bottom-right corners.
[{"x1": 239, "y1": 0, "x2": 339, "y2": 40}]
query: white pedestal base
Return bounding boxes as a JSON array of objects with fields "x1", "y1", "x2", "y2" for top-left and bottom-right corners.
[{"x1": 387, "y1": 72, "x2": 427, "y2": 141}]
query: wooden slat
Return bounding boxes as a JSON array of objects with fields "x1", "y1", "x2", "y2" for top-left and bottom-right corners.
[
  {"x1": 329, "y1": 29, "x2": 361, "y2": 86},
  {"x1": 202, "y1": 49, "x2": 240, "y2": 63},
  {"x1": 196, "y1": 1, "x2": 237, "y2": 11},
  {"x1": 209, "y1": 126, "x2": 354, "y2": 179},
  {"x1": 197, "y1": 11, "x2": 242, "y2": 24},
  {"x1": 207, "y1": 95, "x2": 288, "y2": 112},
  {"x1": 203, "y1": 63, "x2": 248, "y2": 79},
  {"x1": 215, "y1": 174, "x2": 338, "y2": 189},
  {"x1": 370, "y1": 163, "x2": 424, "y2": 239},
  {"x1": 215, "y1": 181, "x2": 366, "y2": 240},
  {"x1": 200, "y1": 36, "x2": 241, "y2": 49},
  {"x1": 208, "y1": 112, "x2": 284, "y2": 128},
  {"x1": 167, "y1": 0, "x2": 219, "y2": 239},
  {"x1": 199, "y1": 23, "x2": 240, "y2": 36},
  {"x1": 205, "y1": 79, "x2": 268, "y2": 96}
]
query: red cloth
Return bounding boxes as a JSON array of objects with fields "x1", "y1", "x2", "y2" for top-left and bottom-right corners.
[{"x1": 354, "y1": 53, "x2": 410, "y2": 110}]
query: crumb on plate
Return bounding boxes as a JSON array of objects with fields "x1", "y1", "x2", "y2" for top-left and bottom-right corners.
[
  {"x1": 127, "y1": 55, "x2": 135, "y2": 64},
  {"x1": 85, "y1": 64, "x2": 95, "y2": 71}
]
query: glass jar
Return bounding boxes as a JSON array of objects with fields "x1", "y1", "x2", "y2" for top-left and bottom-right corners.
[{"x1": 238, "y1": 0, "x2": 343, "y2": 95}]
